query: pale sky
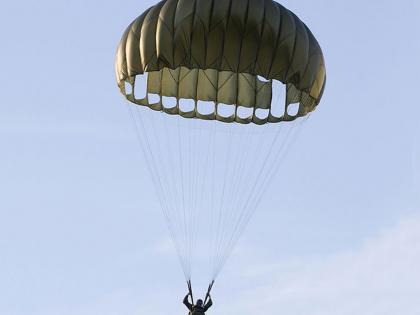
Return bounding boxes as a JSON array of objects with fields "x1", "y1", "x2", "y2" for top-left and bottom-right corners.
[{"x1": 0, "y1": 1, "x2": 420, "y2": 315}]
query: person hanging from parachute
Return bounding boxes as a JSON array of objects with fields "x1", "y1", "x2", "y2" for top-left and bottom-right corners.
[
  {"x1": 183, "y1": 294, "x2": 213, "y2": 315},
  {"x1": 183, "y1": 281, "x2": 213, "y2": 314}
]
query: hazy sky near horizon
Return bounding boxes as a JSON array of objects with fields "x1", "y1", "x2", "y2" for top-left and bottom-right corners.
[{"x1": 1, "y1": 1, "x2": 420, "y2": 314}]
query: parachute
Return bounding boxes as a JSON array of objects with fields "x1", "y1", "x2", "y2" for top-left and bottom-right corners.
[{"x1": 115, "y1": 0, "x2": 326, "y2": 296}]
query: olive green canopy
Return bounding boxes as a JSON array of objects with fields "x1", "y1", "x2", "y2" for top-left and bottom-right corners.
[{"x1": 116, "y1": 0, "x2": 326, "y2": 124}]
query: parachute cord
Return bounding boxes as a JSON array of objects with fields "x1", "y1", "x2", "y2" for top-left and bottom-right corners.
[
  {"x1": 187, "y1": 279, "x2": 194, "y2": 305},
  {"x1": 247, "y1": 117, "x2": 308, "y2": 224},
  {"x1": 192, "y1": 121, "x2": 205, "y2": 280},
  {"x1": 127, "y1": 91, "x2": 309, "y2": 283},
  {"x1": 212, "y1": 126, "x2": 234, "y2": 279},
  {"x1": 210, "y1": 88, "x2": 288, "y2": 275},
  {"x1": 203, "y1": 280, "x2": 215, "y2": 305},
  {"x1": 215, "y1": 119, "x2": 307, "y2": 277},
  {"x1": 162, "y1": 114, "x2": 188, "y2": 277},
  {"x1": 125, "y1": 103, "x2": 189, "y2": 280},
  {"x1": 210, "y1": 125, "x2": 264, "y2": 278},
  {"x1": 157, "y1": 112, "x2": 193, "y2": 279},
  {"x1": 186, "y1": 118, "x2": 194, "y2": 279},
  {"x1": 208, "y1": 122, "x2": 218, "y2": 282},
  {"x1": 214, "y1": 125, "x2": 293, "y2": 277},
  {"x1": 212, "y1": 122, "x2": 292, "y2": 278},
  {"x1": 241, "y1": 124, "x2": 288, "y2": 218},
  {"x1": 246, "y1": 118, "x2": 307, "y2": 221},
  {"x1": 211, "y1": 124, "x2": 255, "y2": 277},
  {"x1": 217, "y1": 121, "x2": 306, "y2": 275},
  {"x1": 187, "y1": 118, "x2": 201, "y2": 280},
  {"x1": 244, "y1": 116, "x2": 309, "y2": 231},
  {"x1": 192, "y1": 119, "x2": 202, "y2": 278},
  {"x1": 148, "y1": 112, "x2": 194, "y2": 280},
  {"x1": 177, "y1": 115, "x2": 191, "y2": 278},
  {"x1": 215, "y1": 118, "x2": 310, "y2": 276},
  {"x1": 139, "y1": 110, "x2": 190, "y2": 279}
]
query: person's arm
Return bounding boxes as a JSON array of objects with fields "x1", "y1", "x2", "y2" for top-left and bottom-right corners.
[
  {"x1": 183, "y1": 294, "x2": 193, "y2": 310},
  {"x1": 204, "y1": 296, "x2": 213, "y2": 311}
]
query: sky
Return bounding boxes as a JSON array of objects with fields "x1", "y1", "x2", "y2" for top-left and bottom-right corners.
[{"x1": 0, "y1": 0, "x2": 420, "y2": 314}]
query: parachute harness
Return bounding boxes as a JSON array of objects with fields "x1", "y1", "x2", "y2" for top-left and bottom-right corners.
[{"x1": 187, "y1": 279, "x2": 214, "y2": 307}]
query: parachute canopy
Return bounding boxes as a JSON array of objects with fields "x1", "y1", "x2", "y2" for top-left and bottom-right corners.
[{"x1": 116, "y1": 0, "x2": 326, "y2": 124}]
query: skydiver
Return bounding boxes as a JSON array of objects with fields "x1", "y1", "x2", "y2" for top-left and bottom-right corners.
[{"x1": 183, "y1": 293, "x2": 213, "y2": 315}]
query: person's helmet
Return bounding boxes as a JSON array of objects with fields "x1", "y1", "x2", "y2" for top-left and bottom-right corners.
[{"x1": 196, "y1": 299, "x2": 203, "y2": 307}]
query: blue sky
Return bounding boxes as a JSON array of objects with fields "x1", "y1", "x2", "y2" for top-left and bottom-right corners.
[{"x1": 0, "y1": 1, "x2": 419, "y2": 314}]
